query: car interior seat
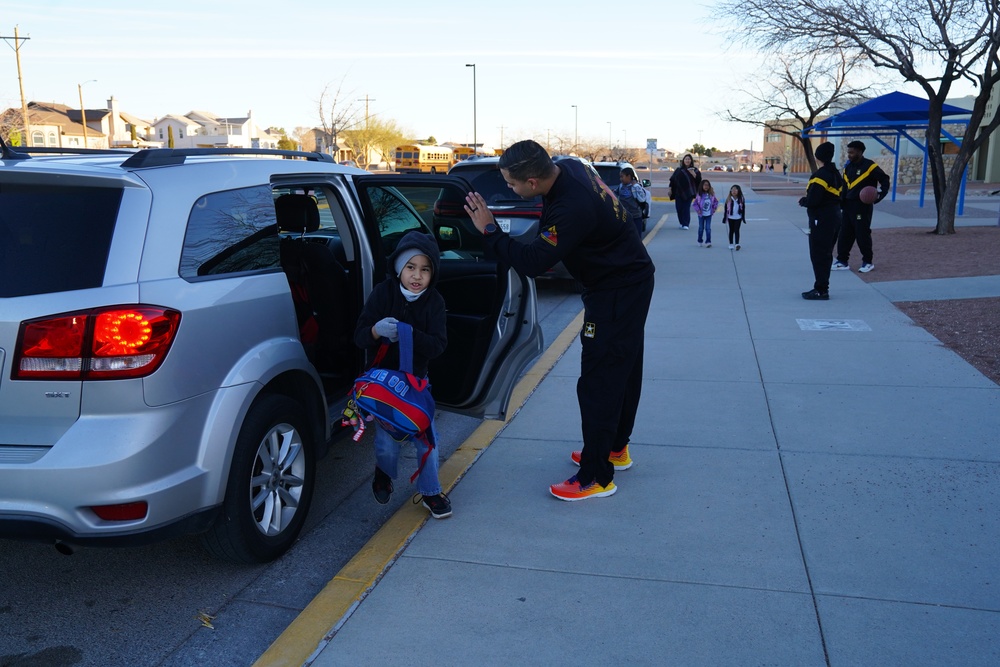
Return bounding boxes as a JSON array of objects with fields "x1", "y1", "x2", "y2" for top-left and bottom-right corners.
[{"x1": 276, "y1": 193, "x2": 352, "y2": 381}]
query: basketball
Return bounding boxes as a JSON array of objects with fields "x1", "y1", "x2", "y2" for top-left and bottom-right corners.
[{"x1": 859, "y1": 185, "x2": 878, "y2": 204}]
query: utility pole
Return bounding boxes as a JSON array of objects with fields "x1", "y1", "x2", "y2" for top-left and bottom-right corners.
[
  {"x1": 356, "y1": 95, "x2": 375, "y2": 129},
  {"x1": 465, "y1": 64, "x2": 477, "y2": 152},
  {"x1": 78, "y1": 80, "x2": 96, "y2": 147},
  {"x1": 497, "y1": 125, "x2": 505, "y2": 150},
  {"x1": 571, "y1": 105, "x2": 578, "y2": 152},
  {"x1": 2, "y1": 26, "x2": 31, "y2": 146}
]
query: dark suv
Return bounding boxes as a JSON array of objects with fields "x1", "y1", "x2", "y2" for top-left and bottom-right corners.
[{"x1": 446, "y1": 156, "x2": 571, "y2": 280}]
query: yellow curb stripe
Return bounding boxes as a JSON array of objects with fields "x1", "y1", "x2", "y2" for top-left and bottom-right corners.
[{"x1": 255, "y1": 213, "x2": 664, "y2": 667}]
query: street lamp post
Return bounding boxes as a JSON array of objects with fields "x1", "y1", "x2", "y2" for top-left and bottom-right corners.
[
  {"x1": 465, "y1": 64, "x2": 477, "y2": 153},
  {"x1": 78, "y1": 79, "x2": 96, "y2": 147},
  {"x1": 571, "y1": 105, "x2": 578, "y2": 152}
]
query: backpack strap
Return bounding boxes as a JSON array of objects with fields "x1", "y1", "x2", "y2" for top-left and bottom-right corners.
[{"x1": 396, "y1": 321, "x2": 414, "y2": 375}]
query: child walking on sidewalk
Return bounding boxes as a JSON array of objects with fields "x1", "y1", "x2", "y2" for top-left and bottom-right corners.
[
  {"x1": 353, "y1": 231, "x2": 452, "y2": 518},
  {"x1": 693, "y1": 179, "x2": 719, "y2": 248},
  {"x1": 723, "y1": 184, "x2": 746, "y2": 250}
]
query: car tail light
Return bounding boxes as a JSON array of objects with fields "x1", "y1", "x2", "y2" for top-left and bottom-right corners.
[
  {"x1": 90, "y1": 501, "x2": 148, "y2": 521},
  {"x1": 13, "y1": 306, "x2": 181, "y2": 380}
]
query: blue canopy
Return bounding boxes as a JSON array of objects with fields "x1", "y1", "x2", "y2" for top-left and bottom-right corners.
[
  {"x1": 802, "y1": 92, "x2": 972, "y2": 213},
  {"x1": 809, "y1": 91, "x2": 970, "y2": 129}
]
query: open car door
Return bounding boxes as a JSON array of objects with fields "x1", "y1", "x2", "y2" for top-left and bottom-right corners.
[{"x1": 352, "y1": 174, "x2": 543, "y2": 420}]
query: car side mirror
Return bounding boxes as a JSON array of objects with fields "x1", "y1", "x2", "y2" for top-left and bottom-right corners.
[{"x1": 641, "y1": 179, "x2": 651, "y2": 188}]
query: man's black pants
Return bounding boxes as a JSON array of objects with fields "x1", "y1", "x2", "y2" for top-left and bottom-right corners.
[
  {"x1": 576, "y1": 275, "x2": 654, "y2": 487},
  {"x1": 808, "y1": 206, "x2": 841, "y2": 293},
  {"x1": 837, "y1": 199, "x2": 874, "y2": 265}
]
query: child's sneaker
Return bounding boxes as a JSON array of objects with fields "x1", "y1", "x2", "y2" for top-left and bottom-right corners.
[
  {"x1": 421, "y1": 493, "x2": 452, "y2": 519},
  {"x1": 550, "y1": 474, "x2": 617, "y2": 501},
  {"x1": 705, "y1": 242, "x2": 712, "y2": 248},
  {"x1": 372, "y1": 466, "x2": 392, "y2": 505},
  {"x1": 735, "y1": 244, "x2": 741, "y2": 251},
  {"x1": 728, "y1": 243, "x2": 735, "y2": 249},
  {"x1": 570, "y1": 445, "x2": 633, "y2": 471}
]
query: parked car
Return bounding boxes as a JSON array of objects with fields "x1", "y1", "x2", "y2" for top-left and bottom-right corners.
[
  {"x1": 445, "y1": 156, "x2": 573, "y2": 281},
  {"x1": 591, "y1": 160, "x2": 652, "y2": 232},
  {"x1": 0, "y1": 143, "x2": 542, "y2": 563}
]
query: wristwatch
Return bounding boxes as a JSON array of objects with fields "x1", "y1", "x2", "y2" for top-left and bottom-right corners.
[{"x1": 483, "y1": 223, "x2": 499, "y2": 235}]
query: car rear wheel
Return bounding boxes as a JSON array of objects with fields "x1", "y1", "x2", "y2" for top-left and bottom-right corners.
[{"x1": 201, "y1": 394, "x2": 315, "y2": 563}]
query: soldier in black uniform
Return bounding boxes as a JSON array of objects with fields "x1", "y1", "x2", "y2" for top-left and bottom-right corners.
[
  {"x1": 464, "y1": 140, "x2": 655, "y2": 502},
  {"x1": 799, "y1": 142, "x2": 843, "y2": 300},
  {"x1": 834, "y1": 140, "x2": 890, "y2": 273}
]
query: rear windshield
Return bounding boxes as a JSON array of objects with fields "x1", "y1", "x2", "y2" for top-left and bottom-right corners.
[
  {"x1": 456, "y1": 166, "x2": 541, "y2": 207},
  {"x1": 594, "y1": 166, "x2": 622, "y2": 187},
  {"x1": 0, "y1": 183, "x2": 122, "y2": 297}
]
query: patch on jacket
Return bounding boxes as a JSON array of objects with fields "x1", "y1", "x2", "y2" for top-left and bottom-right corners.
[
  {"x1": 541, "y1": 225, "x2": 558, "y2": 246},
  {"x1": 583, "y1": 322, "x2": 596, "y2": 338}
]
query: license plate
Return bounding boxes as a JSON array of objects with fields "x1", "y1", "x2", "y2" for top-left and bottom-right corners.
[{"x1": 495, "y1": 218, "x2": 511, "y2": 233}]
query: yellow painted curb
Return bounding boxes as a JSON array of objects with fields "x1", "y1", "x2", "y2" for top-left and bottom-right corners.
[{"x1": 254, "y1": 217, "x2": 664, "y2": 667}]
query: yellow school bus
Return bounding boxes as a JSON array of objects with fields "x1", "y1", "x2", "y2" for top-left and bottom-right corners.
[
  {"x1": 451, "y1": 145, "x2": 476, "y2": 163},
  {"x1": 394, "y1": 144, "x2": 454, "y2": 173}
]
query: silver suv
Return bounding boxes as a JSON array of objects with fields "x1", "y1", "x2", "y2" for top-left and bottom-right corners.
[{"x1": 0, "y1": 143, "x2": 542, "y2": 562}]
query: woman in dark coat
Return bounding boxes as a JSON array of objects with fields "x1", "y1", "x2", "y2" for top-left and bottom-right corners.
[{"x1": 667, "y1": 153, "x2": 701, "y2": 229}]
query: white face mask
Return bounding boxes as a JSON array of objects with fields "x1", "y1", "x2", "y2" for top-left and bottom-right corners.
[{"x1": 399, "y1": 283, "x2": 422, "y2": 302}]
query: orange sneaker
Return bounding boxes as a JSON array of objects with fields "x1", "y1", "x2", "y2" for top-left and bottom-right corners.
[
  {"x1": 549, "y1": 474, "x2": 617, "y2": 501},
  {"x1": 570, "y1": 444, "x2": 633, "y2": 471}
]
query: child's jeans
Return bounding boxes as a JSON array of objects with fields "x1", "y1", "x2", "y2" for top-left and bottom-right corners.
[
  {"x1": 374, "y1": 422, "x2": 441, "y2": 497},
  {"x1": 697, "y1": 216, "x2": 712, "y2": 244}
]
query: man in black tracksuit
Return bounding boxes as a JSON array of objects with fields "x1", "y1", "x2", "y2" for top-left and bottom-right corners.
[
  {"x1": 464, "y1": 140, "x2": 655, "y2": 501},
  {"x1": 835, "y1": 140, "x2": 890, "y2": 273},
  {"x1": 799, "y1": 141, "x2": 843, "y2": 300}
]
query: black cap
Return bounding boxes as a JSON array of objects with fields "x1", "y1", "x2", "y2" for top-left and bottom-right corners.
[
  {"x1": 847, "y1": 140, "x2": 866, "y2": 152},
  {"x1": 815, "y1": 142, "x2": 835, "y2": 163}
]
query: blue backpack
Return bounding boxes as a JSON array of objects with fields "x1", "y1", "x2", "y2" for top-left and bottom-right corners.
[{"x1": 345, "y1": 322, "x2": 436, "y2": 481}]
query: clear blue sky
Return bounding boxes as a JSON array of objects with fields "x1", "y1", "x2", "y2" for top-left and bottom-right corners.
[{"x1": 3, "y1": 1, "x2": 824, "y2": 153}]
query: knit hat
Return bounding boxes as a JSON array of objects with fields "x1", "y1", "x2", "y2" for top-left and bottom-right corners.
[
  {"x1": 394, "y1": 248, "x2": 428, "y2": 276},
  {"x1": 815, "y1": 142, "x2": 835, "y2": 163}
]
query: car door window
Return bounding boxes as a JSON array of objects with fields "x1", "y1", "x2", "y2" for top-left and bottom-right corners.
[{"x1": 180, "y1": 185, "x2": 280, "y2": 279}]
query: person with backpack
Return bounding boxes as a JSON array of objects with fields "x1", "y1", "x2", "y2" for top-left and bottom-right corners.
[
  {"x1": 352, "y1": 231, "x2": 451, "y2": 518},
  {"x1": 615, "y1": 166, "x2": 649, "y2": 236},
  {"x1": 722, "y1": 184, "x2": 746, "y2": 250}
]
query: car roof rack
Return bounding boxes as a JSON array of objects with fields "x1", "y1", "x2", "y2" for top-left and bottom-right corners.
[{"x1": 120, "y1": 147, "x2": 336, "y2": 169}]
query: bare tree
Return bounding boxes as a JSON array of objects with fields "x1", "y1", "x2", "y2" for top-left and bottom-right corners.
[
  {"x1": 720, "y1": 46, "x2": 879, "y2": 173},
  {"x1": 718, "y1": 0, "x2": 1000, "y2": 234},
  {"x1": 317, "y1": 80, "x2": 360, "y2": 158},
  {"x1": 341, "y1": 117, "x2": 407, "y2": 170}
]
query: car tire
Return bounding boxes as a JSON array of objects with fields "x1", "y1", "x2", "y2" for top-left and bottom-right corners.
[{"x1": 200, "y1": 394, "x2": 316, "y2": 564}]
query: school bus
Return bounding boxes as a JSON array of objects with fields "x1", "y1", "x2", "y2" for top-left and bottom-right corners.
[
  {"x1": 394, "y1": 144, "x2": 454, "y2": 173},
  {"x1": 451, "y1": 145, "x2": 476, "y2": 162}
]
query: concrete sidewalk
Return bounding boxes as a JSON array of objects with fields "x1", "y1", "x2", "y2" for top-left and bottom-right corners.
[{"x1": 262, "y1": 188, "x2": 1000, "y2": 666}]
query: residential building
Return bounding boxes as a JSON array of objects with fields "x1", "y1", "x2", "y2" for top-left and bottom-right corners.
[
  {"x1": 2, "y1": 98, "x2": 159, "y2": 149},
  {"x1": 151, "y1": 110, "x2": 262, "y2": 149}
]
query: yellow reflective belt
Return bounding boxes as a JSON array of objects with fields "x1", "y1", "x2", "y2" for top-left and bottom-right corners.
[
  {"x1": 807, "y1": 177, "x2": 843, "y2": 197},
  {"x1": 843, "y1": 163, "x2": 879, "y2": 190}
]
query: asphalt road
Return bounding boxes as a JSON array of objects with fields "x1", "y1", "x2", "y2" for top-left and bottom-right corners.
[{"x1": 0, "y1": 276, "x2": 589, "y2": 667}]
